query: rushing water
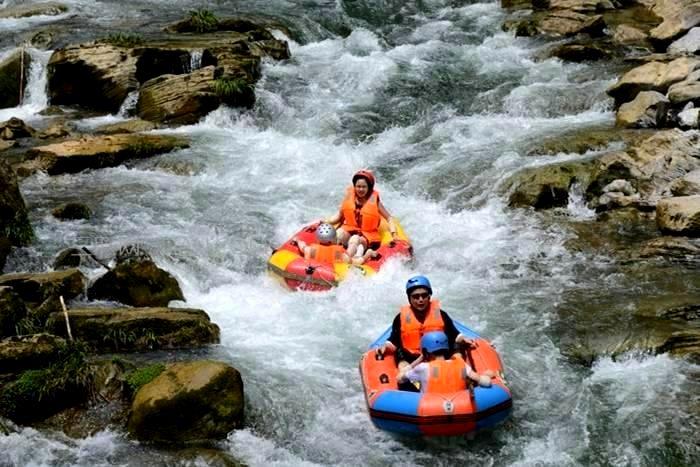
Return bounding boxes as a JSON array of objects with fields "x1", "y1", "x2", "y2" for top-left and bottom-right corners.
[{"x1": 2, "y1": 1, "x2": 700, "y2": 466}]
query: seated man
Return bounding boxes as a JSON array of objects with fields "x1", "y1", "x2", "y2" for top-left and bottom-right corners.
[
  {"x1": 397, "y1": 331, "x2": 493, "y2": 393},
  {"x1": 376, "y1": 275, "x2": 474, "y2": 369},
  {"x1": 293, "y1": 223, "x2": 377, "y2": 266}
]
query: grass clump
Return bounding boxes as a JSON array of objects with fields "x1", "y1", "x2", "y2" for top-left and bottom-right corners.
[
  {"x1": 125, "y1": 363, "x2": 165, "y2": 395},
  {"x1": 189, "y1": 9, "x2": 218, "y2": 33},
  {"x1": 99, "y1": 33, "x2": 145, "y2": 48},
  {"x1": 214, "y1": 77, "x2": 252, "y2": 99}
]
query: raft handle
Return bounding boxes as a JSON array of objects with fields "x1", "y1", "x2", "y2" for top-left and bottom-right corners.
[
  {"x1": 305, "y1": 265, "x2": 316, "y2": 275},
  {"x1": 388, "y1": 241, "x2": 396, "y2": 248},
  {"x1": 379, "y1": 374, "x2": 389, "y2": 384},
  {"x1": 375, "y1": 351, "x2": 384, "y2": 361}
]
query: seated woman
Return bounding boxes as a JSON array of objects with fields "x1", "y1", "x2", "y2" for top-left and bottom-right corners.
[
  {"x1": 325, "y1": 170, "x2": 398, "y2": 257},
  {"x1": 293, "y1": 223, "x2": 377, "y2": 266}
]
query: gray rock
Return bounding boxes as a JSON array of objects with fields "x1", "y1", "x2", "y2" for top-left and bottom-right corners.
[{"x1": 668, "y1": 27, "x2": 700, "y2": 54}]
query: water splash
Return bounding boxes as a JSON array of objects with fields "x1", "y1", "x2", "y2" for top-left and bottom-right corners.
[
  {"x1": 117, "y1": 90, "x2": 139, "y2": 117},
  {"x1": 567, "y1": 181, "x2": 596, "y2": 219},
  {"x1": 189, "y1": 49, "x2": 203, "y2": 72}
]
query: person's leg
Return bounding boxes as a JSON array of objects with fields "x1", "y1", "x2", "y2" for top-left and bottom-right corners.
[
  {"x1": 346, "y1": 234, "x2": 362, "y2": 257},
  {"x1": 336, "y1": 228, "x2": 351, "y2": 247}
]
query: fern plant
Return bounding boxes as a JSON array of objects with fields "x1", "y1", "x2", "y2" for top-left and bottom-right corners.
[{"x1": 189, "y1": 9, "x2": 218, "y2": 33}]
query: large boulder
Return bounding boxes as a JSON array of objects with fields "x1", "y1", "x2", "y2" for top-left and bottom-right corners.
[
  {"x1": 656, "y1": 195, "x2": 700, "y2": 235},
  {"x1": 17, "y1": 133, "x2": 189, "y2": 176},
  {"x1": 127, "y1": 360, "x2": 244, "y2": 444},
  {"x1": 0, "y1": 269, "x2": 85, "y2": 304},
  {"x1": 45, "y1": 307, "x2": 219, "y2": 352},
  {"x1": 0, "y1": 287, "x2": 27, "y2": 338},
  {"x1": 87, "y1": 253, "x2": 184, "y2": 307},
  {"x1": 48, "y1": 44, "x2": 139, "y2": 113},
  {"x1": 136, "y1": 66, "x2": 221, "y2": 124},
  {"x1": 0, "y1": 49, "x2": 32, "y2": 109},
  {"x1": 0, "y1": 158, "x2": 33, "y2": 246}
]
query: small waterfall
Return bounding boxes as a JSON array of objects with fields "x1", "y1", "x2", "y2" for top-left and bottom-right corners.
[
  {"x1": 0, "y1": 47, "x2": 50, "y2": 121},
  {"x1": 189, "y1": 49, "x2": 203, "y2": 72},
  {"x1": 117, "y1": 90, "x2": 139, "y2": 117},
  {"x1": 567, "y1": 181, "x2": 596, "y2": 219}
]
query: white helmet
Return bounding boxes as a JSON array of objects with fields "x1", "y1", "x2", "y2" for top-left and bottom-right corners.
[{"x1": 316, "y1": 223, "x2": 337, "y2": 244}]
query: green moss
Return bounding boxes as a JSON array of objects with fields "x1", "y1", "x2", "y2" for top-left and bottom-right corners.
[
  {"x1": 98, "y1": 33, "x2": 145, "y2": 48},
  {"x1": 189, "y1": 9, "x2": 219, "y2": 33},
  {"x1": 0, "y1": 342, "x2": 93, "y2": 422},
  {"x1": 125, "y1": 363, "x2": 165, "y2": 394}
]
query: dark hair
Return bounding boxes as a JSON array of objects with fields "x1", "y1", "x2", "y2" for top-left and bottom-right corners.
[{"x1": 352, "y1": 172, "x2": 374, "y2": 194}]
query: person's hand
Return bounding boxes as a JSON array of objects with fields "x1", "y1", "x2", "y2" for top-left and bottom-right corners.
[
  {"x1": 478, "y1": 374, "x2": 492, "y2": 387},
  {"x1": 456, "y1": 335, "x2": 475, "y2": 347},
  {"x1": 376, "y1": 341, "x2": 396, "y2": 356},
  {"x1": 390, "y1": 231, "x2": 398, "y2": 240},
  {"x1": 396, "y1": 369, "x2": 407, "y2": 382}
]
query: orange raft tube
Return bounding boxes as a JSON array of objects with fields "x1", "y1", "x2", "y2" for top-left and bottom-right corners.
[
  {"x1": 359, "y1": 321, "x2": 512, "y2": 436},
  {"x1": 267, "y1": 220, "x2": 412, "y2": 291}
]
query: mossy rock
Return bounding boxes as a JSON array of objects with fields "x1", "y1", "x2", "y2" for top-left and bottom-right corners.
[
  {"x1": 127, "y1": 360, "x2": 244, "y2": 444},
  {"x1": 88, "y1": 259, "x2": 184, "y2": 307}
]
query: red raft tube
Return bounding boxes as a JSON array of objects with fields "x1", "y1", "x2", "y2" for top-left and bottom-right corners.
[
  {"x1": 359, "y1": 321, "x2": 512, "y2": 436},
  {"x1": 267, "y1": 220, "x2": 412, "y2": 291}
]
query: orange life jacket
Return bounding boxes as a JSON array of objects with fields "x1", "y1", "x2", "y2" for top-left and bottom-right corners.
[
  {"x1": 340, "y1": 187, "x2": 381, "y2": 244},
  {"x1": 308, "y1": 244, "x2": 346, "y2": 264},
  {"x1": 425, "y1": 356, "x2": 468, "y2": 393},
  {"x1": 399, "y1": 300, "x2": 444, "y2": 355}
]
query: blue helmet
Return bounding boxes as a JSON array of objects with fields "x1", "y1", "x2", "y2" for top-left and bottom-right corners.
[
  {"x1": 405, "y1": 275, "x2": 432, "y2": 295},
  {"x1": 421, "y1": 331, "x2": 449, "y2": 354}
]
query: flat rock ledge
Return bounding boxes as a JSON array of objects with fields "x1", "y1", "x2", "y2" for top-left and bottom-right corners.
[
  {"x1": 15, "y1": 133, "x2": 189, "y2": 176},
  {"x1": 45, "y1": 307, "x2": 220, "y2": 353}
]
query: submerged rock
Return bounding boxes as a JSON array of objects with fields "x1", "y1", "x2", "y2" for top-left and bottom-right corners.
[
  {"x1": 127, "y1": 360, "x2": 244, "y2": 444},
  {"x1": 52, "y1": 202, "x2": 92, "y2": 221}
]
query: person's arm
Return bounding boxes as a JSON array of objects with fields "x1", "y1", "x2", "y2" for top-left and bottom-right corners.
[
  {"x1": 325, "y1": 209, "x2": 343, "y2": 226},
  {"x1": 398, "y1": 361, "x2": 427, "y2": 384},
  {"x1": 462, "y1": 359, "x2": 492, "y2": 387},
  {"x1": 377, "y1": 200, "x2": 397, "y2": 239},
  {"x1": 291, "y1": 237, "x2": 311, "y2": 259},
  {"x1": 377, "y1": 314, "x2": 401, "y2": 355},
  {"x1": 440, "y1": 310, "x2": 475, "y2": 351}
]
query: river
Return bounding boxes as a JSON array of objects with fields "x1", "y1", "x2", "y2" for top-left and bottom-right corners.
[{"x1": 1, "y1": 0, "x2": 699, "y2": 465}]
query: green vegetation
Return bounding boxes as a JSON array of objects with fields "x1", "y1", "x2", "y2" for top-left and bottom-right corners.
[
  {"x1": 103, "y1": 327, "x2": 137, "y2": 351},
  {"x1": 1, "y1": 212, "x2": 34, "y2": 246},
  {"x1": 98, "y1": 33, "x2": 145, "y2": 48},
  {"x1": 214, "y1": 77, "x2": 252, "y2": 101},
  {"x1": 15, "y1": 314, "x2": 43, "y2": 335},
  {"x1": 189, "y1": 9, "x2": 218, "y2": 33},
  {"x1": 0, "y1": 342, "x2": 93, "y2": 422},
  {"x1": 125, "y1": 363, "x2": 165, "y2": 395}
]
